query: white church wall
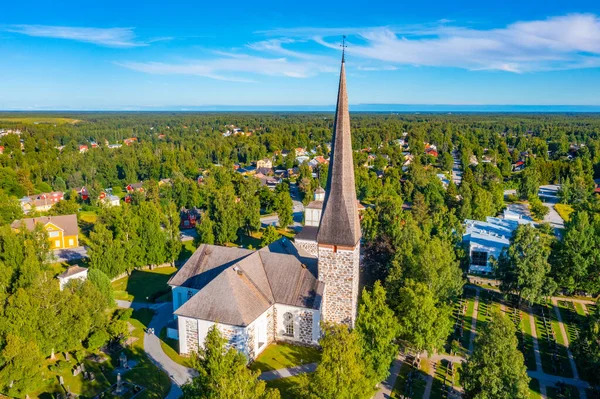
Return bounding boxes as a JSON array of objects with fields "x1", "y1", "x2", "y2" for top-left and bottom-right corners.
[
  {"x1": 274, "y1": 303, "x2": 320, "y2": 346},
  {"x1": 171, "y1": 286, "x2": 199, "y2": 317}
]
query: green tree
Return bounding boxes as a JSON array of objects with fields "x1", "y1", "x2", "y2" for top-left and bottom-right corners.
[
  {"x1": 528, "y1": 196, "x2": 549, "y2": 220},
  {"x1": 88, "y1": 223, "x2": 125, "y2": 278},
  {"x1": 571, "y1": 299, "x2": 600, "y2": 386},
  {"x1": 393, "y1": 280, "x2": 453, "y2": 353},
  {"x1": 462, "y1": 309, "x2": 530, "y2": 399},
  {"x1": 517, "y1": 166, "x2": 540, "y2": 200},
  {"x1": 355, "y1": 281, "x2": 399, "y2": 384},
  {"x1": 0, "y1": 334, "x2": 45, "y2": 397},
  {"x1": 276, "y1": 189, "x2": 293, "y2": 229},
  {"x1": 497, "y1": 224, "x2": 554, "y2": 304},
  {"x1": 552, "y1": 211, "x2": 600, "y2": 294},
  {"x1": 260, "y1": 225, "x2": 280, "y2": 247},
  {"x1": 139, "y1": 201, "x2": 167, "y2": 266},
  {"x1": 195, "y1": 214, "x2": 215, "y2": 245},
  {"x1": 300, "y1": 323, "x2": 374, "y2": 399},
  {"x1": 164, "y1": 201, "x2": 183, "y2": 265},
  {"x1": 182, "y1": 325, "x2": 279, "y2": 399},
  {"x1": 88, "y1": 268, "x2": 115, "y2": 309}
]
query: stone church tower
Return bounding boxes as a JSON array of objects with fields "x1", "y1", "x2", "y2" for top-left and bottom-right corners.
[{"x1": 317, "y1": 51, "x2": 362, "y2": 327}]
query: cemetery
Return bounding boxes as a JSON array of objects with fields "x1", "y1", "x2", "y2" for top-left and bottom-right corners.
[
  {"x1": 394, "y1": 284, "x2": 598, "y2": 399},
  {"x1": 28, "y1": 309, "x2": 170, "y2": 399}
]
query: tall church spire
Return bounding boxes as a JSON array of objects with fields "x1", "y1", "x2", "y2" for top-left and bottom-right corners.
[{"x1": 317, "y1": 45, "x2": 361, "y2": 248}]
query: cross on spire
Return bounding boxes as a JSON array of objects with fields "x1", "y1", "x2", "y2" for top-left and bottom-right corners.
[{"x1": 340, "y1": 35, "x2": 347, "y2": 63}]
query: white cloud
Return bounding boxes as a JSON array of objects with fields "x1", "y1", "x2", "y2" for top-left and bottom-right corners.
[
  {"x1": 117, "y1": 53, "x2": 337, "y2": 82},
  {"x1": 5, "y1": 25, "x2": 166, "y2": 47},
  {"x1": 266, "y1": 13, "x2": 600, "y2": 73}
]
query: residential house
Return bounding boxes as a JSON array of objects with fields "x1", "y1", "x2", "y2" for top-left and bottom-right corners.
[
  {"x1": 180, "y1": 207, "x2": 202, "y2": 229},
  {"x1": 57, "y1": 266, "x2": 88, "y2": 290},
  {"x1": 126, "y1": 182, "x2": 144, "y2": 193},
  {"x1": 74, "y1": 187, "x2": 89, "y2": 201},
  {"x1": 256, "y1": 158, "x2": 273, "y2": 169},
  {"x1": 19, "y1": 192, "x2": 65, "y2": 213},
  {"x1": 0, "y1": 146, "x2": 4, "y2": 154},
  {"x1": 11, "y1": 214, "x2": 79, "y2": 250},
  {"x1": 123, "y1": 137, "x2": 138, "y2": 146},
  {"x1": 512, "y1": 161, "x2": 525, "y2": 172},
  {"x1": 79, "y1": 145, "x2": 89, "y2": 153},
  {"x1": 99, "y1": 191, "x2": 120, "y2": 207}
]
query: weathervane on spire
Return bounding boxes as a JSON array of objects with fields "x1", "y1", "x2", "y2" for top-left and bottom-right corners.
[{"x1": 340, "y1": 35, "x2": 347, "y2": 63}]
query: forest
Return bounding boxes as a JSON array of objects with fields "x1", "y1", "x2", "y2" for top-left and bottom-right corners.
[{"x1": 1, "y1": 111, "x2": 600, "y2": 398}]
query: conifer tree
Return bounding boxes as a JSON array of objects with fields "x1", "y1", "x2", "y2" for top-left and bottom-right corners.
[
  {"x1": 182, "y1": 326, "x2": 279, "y2": 399},
  {"x1": 355, "y1": 281, "x2": 399, "y2": 384},
  {"x1": 462, "y1": 309, "x2": 530, "y2": 399}
]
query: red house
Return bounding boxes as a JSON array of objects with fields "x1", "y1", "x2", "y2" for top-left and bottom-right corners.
[
  {"x1": 75, "y1": 187, "x2": 89, "y2": 201},
  {"x1": 180, "y1": 207, "x2": 202, "y2": 229},
  {"x1": 126, "y1": 182, "x2": 144, "y2": 193}
]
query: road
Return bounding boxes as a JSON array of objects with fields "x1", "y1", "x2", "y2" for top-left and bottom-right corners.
[
  {"x1": 260, "y1": 185, "x2": 304, "y2": 229},
  {"x1": 539, "y1": 185, "x2": 565, "y2": 231},
  {"x1": 52, "y1": 246, "x2": 88, "y2": 263},
  {"x1": 451, "y1": 150, "x2": 462, "y2": 185}
]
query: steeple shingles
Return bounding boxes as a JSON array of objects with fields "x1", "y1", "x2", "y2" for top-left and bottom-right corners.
[{"x1": 316, "y1": 58, "x2": 361, "y2": 247}]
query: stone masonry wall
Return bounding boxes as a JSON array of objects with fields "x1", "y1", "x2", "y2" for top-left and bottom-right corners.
[
  {"x1": 298, "y1": 311, "x2": 314, "y2": 344},
  {"x1": 295, "y1": 239, "x2": 319, "y2": 257},
  {"x1": 185, "y1": 319, "x2": 199, "y2": 353},
  {"x1": 318, "y1": 243, "x2": 360, "y2": 327},
  {"x1": 267, "y1": 307, "x2": 276, "y2": 345}
]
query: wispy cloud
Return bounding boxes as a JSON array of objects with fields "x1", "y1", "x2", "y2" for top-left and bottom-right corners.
[
  {"x1": 117, "y1": 53, "x2": 337, "y2": 82},
  {"x1": 5, "y1": 25, "x2": 168, "y2": 47},
  {"x1": 262, "y1": 13, "x2": 600, "y2": 73}
]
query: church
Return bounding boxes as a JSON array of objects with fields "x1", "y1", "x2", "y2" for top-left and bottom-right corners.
[{"x1": 168, "y1": 53, "x2": 362, "y2": 360}]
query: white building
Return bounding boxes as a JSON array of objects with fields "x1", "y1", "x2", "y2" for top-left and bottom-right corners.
[
  {"x1": 57, "y1": 266, "x2": 88, "y2": 290},
  {"x1": 168, "y1": 53, "x2": 363, "y2": 361},
  {"x1": 463, "y1": 210, "x2": 534, "y2": 275},
  {"x1": 169, "y1": 240, "x2": 323, "y2": 359}
]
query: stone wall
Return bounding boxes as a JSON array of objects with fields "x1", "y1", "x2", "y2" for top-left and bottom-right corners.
[
  {"x1": 294, "y1": 239, "x2": 319, "y2": 257},
  {"x1": 267, "y1": 307, "x2": 276, "y2": 345},
  {"x1": 185, "y1": 319, "x2": 199, "y2": 353},
  {"x1": 298, "y1": 311, "x2": 314, "y2": 344},
  {"x1": 318, "y1": 243, "x2": 360, "y2": 327}
]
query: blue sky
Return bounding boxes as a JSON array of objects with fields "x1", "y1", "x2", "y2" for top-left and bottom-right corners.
[{"x1": 1, "y1": 0, "x2": 600, "y2": 109}]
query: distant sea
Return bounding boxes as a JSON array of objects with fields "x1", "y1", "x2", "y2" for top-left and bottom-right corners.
[{"x1": 3, "y1": 104, "x2": 600, "y2": 113}]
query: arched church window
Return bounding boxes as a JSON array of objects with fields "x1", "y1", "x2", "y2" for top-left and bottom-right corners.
[{"x1": 283, "y1": 312, "x2": 294, "y2": 337}]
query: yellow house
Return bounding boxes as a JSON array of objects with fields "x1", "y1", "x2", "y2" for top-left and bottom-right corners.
[
  {"x1": 11, "y1": 214, "x2": 79, "y2": 249},
  {"x1": 256, "y1": 158, "x2": 273, "y2": 169}
]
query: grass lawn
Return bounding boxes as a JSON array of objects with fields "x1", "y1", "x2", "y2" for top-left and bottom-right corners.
[
  {"x1": 554, "y1": 204, "x2": 575, "y2": 222},
  {"x1": 26, "y1": 308, "x2": 169, "y2": 399},
  {"x1": 520, "y1": 310, "x2": 538, "y2": 371},
  {"x1": 461, "y1": 289, "x2": 476, "y2": 349},
  {"x1": 159, "y1": 327, "x2": 194, "y2": 368},
  {"x1": 249, "y1": 343, "x2": 321, "y2": 373},
  {"x1": 529, "y1": 379, "x2": 543, "y2": 399},
  {"x1": 177, "y1": 240, "x2": 197, "y2": 264},
  {"x1": 390, "y1": 361, "x2": 427, "y2": 399},
  {"x1": 112, "y1": 267, "x2": 177, "y2": 303},
  {"x1": 546, "y1": 384, "x2": 580, "y2": 399},
  {"x1": 265, "y1": 374, "x2": 308, "y2": 399},
  {"x1": 534, "y1": 304, "x2": 573, "y2": 378},
  {"x1": 430, "y1": 359, "x2": 461, "y2": 399},
  {"x1": 0, "y1": 116, "x2": 80, "y2": 124}
]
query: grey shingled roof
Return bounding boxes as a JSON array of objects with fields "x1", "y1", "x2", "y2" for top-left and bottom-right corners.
[
  {"x1": 295, "y1": 226, "x2": 319, "y2": 242},
  {"x1": 316, "y1": 58, "x2": 361, "y2": 247},
  {"x1": 171, "y1": 240, "x2": 323, "y2": 326},
  {"x1": 57, "y1": 265, "x2": 87, "y2": 279},
  {"x1": 11, "y1": 214, "x2": 79, "y2": 236}
]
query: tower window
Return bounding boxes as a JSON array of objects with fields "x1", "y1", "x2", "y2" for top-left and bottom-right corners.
[{"x1": 283, "y1": 312, "x2": 294, "y2": 337}]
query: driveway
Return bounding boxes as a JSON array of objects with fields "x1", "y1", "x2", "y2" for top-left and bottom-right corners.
[
  {"x1": 180, "y1": 229, "x2": 197, "y2": 242},
  {"x1": 52, "y1": 246, "x2": 88, "y2": 263}
]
